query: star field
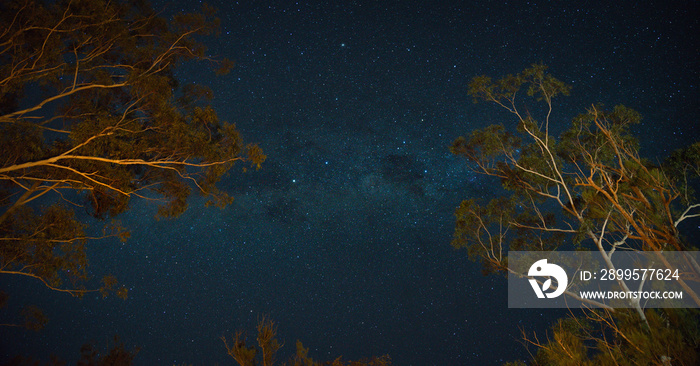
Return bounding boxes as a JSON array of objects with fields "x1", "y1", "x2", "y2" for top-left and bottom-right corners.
[{"x1": 1, "y1": 0, "x2": 697, "y2": 365}]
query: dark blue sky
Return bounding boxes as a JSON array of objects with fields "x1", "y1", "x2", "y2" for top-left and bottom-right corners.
[{"x1": 1, "y1": 0, "x2": 698, "y2": 365}]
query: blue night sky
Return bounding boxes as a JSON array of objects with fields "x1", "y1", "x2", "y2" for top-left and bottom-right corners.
[{"x1": 1, "y1": 0, "x2": 698, "y2": 365}]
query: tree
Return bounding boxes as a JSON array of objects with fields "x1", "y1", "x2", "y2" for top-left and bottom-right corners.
[
  {"x1": 0, "y1": 291, "x2": 47, "y2": 331},
  {"x1": 77, "y1": 336, "x2": 139, "y2": 366},
  {"x1": 507, "y1": 307, "x2": 699, "y2": 366},
  {"x1": 4, "y1": 336, "x2": 139, "y2": 365},
  {"x1": 0, "y1": 0, "x2": 264, "y2": 302},
  {"x1": 450, "y1": 64, "x2": 700, "y2": 363},
  {"x1": 222, "y1": 316, "x2": 392, "y2": 366}
]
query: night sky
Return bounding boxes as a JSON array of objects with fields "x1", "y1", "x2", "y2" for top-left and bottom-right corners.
[{"x1": 1, "y1": 0, "x2": 698, "y2": 365}]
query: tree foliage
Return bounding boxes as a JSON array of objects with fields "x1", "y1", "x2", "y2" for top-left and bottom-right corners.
[
  {"x1": 77, "y1": 336, "x2": 139, "y2": 366},
  {"x1": 506, "y1": 308, "x2": 700, "y2": 366},
  {"x1": 0, "y1": 0, "x2": 264, "y2": 302},
  {"x1": 4, "y1": 336, "x2": 139, "y2": 365},
  {"x1": 222, "y1": 316, "x2": 392, "y2": 366},
  {"x1": 451, "y1": 64, "x2": 700, "y2": 362}
]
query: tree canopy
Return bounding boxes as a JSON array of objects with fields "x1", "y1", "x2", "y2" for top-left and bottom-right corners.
[
  {"x1": 451, "y1": 64, "x2": 700, "y2": 364},
  {"x1": 0, "y1": 0, "x2": 264, "y2": 305}
]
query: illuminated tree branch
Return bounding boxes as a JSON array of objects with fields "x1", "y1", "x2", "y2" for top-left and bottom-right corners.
[
  {"x1": 451, "y1": 64, "x2": 700, "y2": 317},
  {"x1": 0, "y1": 0, "x2": 263, "y2": 305}
]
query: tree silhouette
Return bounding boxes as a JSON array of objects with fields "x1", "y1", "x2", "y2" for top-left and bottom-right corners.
[
  {"x1": 223, "y1": 316, "x2": 392, "y2": 366},
  {"x1": 451, "y1": 64, "x2": 700, "y2": 363},
  {"x1": 4, "y1": 336, "x2": 139, "y2": 366},
  {"x1": 77, "y1": 336, "x2": 139, "y2": 366},
  {"x1": 0, "y1": 0, "x2": 264, "y2": 304}
]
